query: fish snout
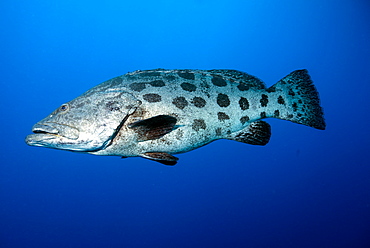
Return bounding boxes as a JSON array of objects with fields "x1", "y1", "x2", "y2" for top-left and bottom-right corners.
[{"x1": 32, "y1": 122, "x2": 80, "y2": 140}]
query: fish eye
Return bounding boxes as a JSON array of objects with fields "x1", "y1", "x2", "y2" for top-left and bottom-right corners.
[{"x1": 59, "y1": 104, "x2": 69, "y2": 112}]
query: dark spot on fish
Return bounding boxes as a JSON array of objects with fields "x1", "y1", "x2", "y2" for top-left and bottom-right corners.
[
  {"x1": 178, "y1": 72, "x2": 195, "y2": 80},
  {"x1": 288, "y1": 89, "x2": 295, "y2": 96},
  {"x1": 143, "y1": 93, "x2": 161, "y2": 103},
  {"x1": 217, "y1": 93, "x2": 230, "y2": 107},
  {"x1": 149, "y1": 80, "x2": 165, "y2": 87},
  {"x1": 166, "y1": 75, "x2": 176, "y2": 81},
  {"x1": 240, "y1": 116, "x2": 250, "y2": 125},
  {"x1": 278, "y1": 96, "x2": 285, "y2": 105},
  {"x1": 111, "y1": 76, "x2": 123, "y2": 85},
  {"x1": 292, "y1": 102, "x2": 298, "y2": 111},
  {"x1": 181, "y1": 82, "x2": 197, "y2": 92},
  {"x1": 287, "y1": 114, "x2": 293, "y2": 119},
  {"x1": 192, "y1": 119, "x2": 206, "y2": 131},
  {"x1": 191, "y1": 97, "x2": 206, "y2": 108},
  {"x1": 140, "y1": 71, "x2": 161, "y2": 77},
  {"x1": 212, "y1": 76, "x2": 227, "y2": 87},
  {"x1": 173, "y1": 97, "x2": 189, "y2": 109},
  {"x1": 215, "y1": 127, "x2": 222, "y2": 136},
  {"x1": 106, "y1": 101, "x2": 120, "y2": 111},
  {"x1": 129, "y1": 83, "x2": 146, "y2": 92},
  {"x1": 266, "y1": 86, "x2": 276, "y2": 93},
  {"x1": 297, "y1": 113, "x2": 302, "y2": 117},
  {"x1": 172, "y1": 97, "x2": 188, "y2": 110},
  {"x1": 274, "y1": 110, "x2": 280, "y2": 117},
  {"x1": 217, "y1": 112, "x2": 230, "y2": 121},
  {"x1": 260, "y1": 94, "x2": 268, "y2": 107},
  {"x1": 260, "y1": 112, "x2": 266, "y2": 118},
  {"x1": 175, "y1": 129, "x2": 184, "y2": 139},
  {"x1": 237, "y1": 83, "x2": 249, "y2": 91},
  {"x1": 239, "y1": 97, "x2": 249, "y2": 110}
]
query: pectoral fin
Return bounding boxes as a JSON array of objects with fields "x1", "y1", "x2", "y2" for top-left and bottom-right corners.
[
  {"x1": 140, "y1": 152, "x2": 179, "y2": 165},
  {"x1": 129, "y1": 115, "x2": 177, "y2": 141},
  {"x1": 227, "y1": 120, "x2": 271, "y2": 146}
]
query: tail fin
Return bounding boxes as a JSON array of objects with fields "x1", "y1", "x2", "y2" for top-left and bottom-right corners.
[{"x1": 268, "y1": 70, "x2": 326, "y2": 130}]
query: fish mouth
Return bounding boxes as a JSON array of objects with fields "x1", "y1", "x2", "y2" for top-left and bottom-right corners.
[
  {"x1": 32, "y1": 123, "x2": 60, "y2": 136},
  {"x1": 25, "y1": 122, "x2": 79, "y2": 147}
]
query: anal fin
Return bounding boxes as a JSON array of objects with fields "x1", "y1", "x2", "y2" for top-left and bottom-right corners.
[
  {"x1": 227, "y1": 120, "x2": 271, "y2": 146},
  {"x1": 140, "y1": 152, "x2": 179, "y2": 166}
]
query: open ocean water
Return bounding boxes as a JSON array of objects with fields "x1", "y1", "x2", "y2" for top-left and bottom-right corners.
[{"x1": 1, "y1": 0, "x2": 370, "y2": 247}]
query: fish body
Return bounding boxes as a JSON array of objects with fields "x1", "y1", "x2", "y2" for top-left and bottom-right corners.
[{"x1": 26, "y1": 69, "x2": 325, "y2": 165}]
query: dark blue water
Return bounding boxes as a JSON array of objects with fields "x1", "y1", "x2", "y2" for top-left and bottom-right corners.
[{"x1": 1, "y1": 0, "x2": 370, "y2": 247}]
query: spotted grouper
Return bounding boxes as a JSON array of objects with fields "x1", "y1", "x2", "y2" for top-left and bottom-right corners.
[{"x1": 25, "y1": 69, "x2": 325, "y2": 165}]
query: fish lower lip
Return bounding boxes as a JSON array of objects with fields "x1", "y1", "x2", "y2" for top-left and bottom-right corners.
[{"x1": 25, "y1": 133, "x2": 59, "y2": 146}]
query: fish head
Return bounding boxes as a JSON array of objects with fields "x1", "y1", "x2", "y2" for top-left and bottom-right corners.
[{"x1": 25, "y1": 89, "x2": 140, "y2": 152}]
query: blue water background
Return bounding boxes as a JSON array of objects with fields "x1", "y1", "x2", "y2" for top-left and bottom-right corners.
[{"x1": 1, "y1": 0, "x2": 370, "y2": 247}]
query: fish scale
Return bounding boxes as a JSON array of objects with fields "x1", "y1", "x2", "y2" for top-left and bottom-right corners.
[{"x1": 26, "y1": 69, "x2": 325, "y2": 165}]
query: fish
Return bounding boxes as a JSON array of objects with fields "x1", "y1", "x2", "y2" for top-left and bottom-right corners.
[{"x1": 25, "y1": 69, "x2": 325, "y2": 165}]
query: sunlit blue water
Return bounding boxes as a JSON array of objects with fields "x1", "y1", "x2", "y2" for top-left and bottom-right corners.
[{"x1": 1, "y1": 0, "x2": 370, "y2": 247}]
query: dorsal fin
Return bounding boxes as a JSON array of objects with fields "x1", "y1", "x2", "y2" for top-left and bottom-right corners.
[
  {"x1": 129, "y1": 115, "x2": 177, "y2": 141},
  {"x1": 227, "y1": 121, "x2": 271, "y2": 146}
]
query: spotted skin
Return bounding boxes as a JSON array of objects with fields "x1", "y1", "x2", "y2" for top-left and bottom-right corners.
[
  {"x1": 212, "y1": 76, "x2": 227, "y2": 87},
  {"x1": 178, "y1": 72, "x2": 195, "y2": 80},
  {"x1": 239, "y1": 97, "x2": 249, "y2": 110},
  {"x1": 181, "y1": 82, "x2": 196, "y2": 92},
  {"x1": 150, "y1": 80, "x2": 165, "y2": 87},
  {"x1": 172, "y1": 96, "x2": 188, "y2": 109},
  {"x1": 218, "y1": 112, "x2": 230, "y2": 121},
  {"x1": 191, "y1": 97, "x2": 206, "y2": 108},
  {"x1": 240, "y1": 116, "x2": 250, "y2": 125},
  {"x1": 129, "y1": 82, "x2": 146, "y2": 92},
  {"x1": 143, "y1": 93, "x2": 161, "y2": 103},
  {"x1": 260, "y1": 94, "x2": 268, "y2": 107},
  {"x1": 192, "y1": 119, "x2": 207, "y2": 131},
  {"x1": 278, "y1": 95, "x2": 285, "y2": 105},
  {"x1": 26, "y1": 69, "x2": 326, "y2": 165},
  {"x1": 217, "y1": 93, "x2": 230, "y2": 107}
]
